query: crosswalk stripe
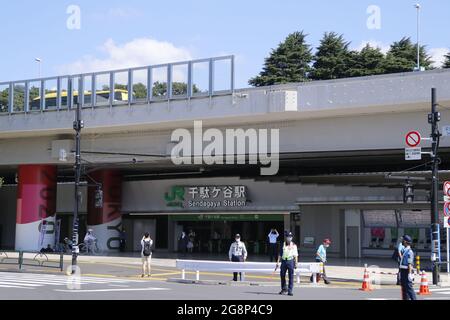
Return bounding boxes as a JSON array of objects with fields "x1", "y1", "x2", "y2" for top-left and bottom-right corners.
[{"x1": 0, "y1": 272, "x2": 142, "y2": 289}]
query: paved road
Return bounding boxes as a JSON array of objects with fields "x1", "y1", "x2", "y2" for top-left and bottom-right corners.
[{"x1": 0, "y1": 264, "x2": 449, "y2": 300}]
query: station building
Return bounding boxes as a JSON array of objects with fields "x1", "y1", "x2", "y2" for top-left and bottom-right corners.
[{"x1": 1, "y1": 56, "x2": 450, "y2": 259}]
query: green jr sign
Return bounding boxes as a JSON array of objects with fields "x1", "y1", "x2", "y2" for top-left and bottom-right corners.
[{"x1": 164, "y1": 186, "x2": 185, "y2": 208}]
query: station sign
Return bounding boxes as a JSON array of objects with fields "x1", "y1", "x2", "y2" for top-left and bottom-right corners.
[{"x1": 405, "y1": 147, "x2": 422, "y2": 161}]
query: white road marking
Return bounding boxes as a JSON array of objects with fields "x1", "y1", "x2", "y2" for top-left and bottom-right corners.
[
  {"x1": 54, "y1": 287, "x2": 170, "y2": 293},
  {"x1": 0, "y1": 272, "x2": 142, "y2": 290}
]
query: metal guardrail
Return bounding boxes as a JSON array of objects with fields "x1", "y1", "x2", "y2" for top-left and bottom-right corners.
[
  {"x1": 0, "y1": 55, "x2": 235, "y2": 115},
  {"x1": 0, "y1": 251, "x2": 64, "y2": 271},
  {"x1": 0, "y1": 251, "x2": 20, "y2": 266},
  {"x1": 175, "y1": 259, "x2": 322, "y2": 284}
]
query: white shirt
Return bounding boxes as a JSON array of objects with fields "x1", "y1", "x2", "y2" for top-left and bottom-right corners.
[
  {"x1": 268, "y1": 232, "x2": 279, "y2": 244},
  {"x1": 229, "y1": 241, "x2": 247, "y2": 259}
]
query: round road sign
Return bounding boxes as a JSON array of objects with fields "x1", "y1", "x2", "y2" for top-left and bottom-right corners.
[
  {"x1": 445, "y1": 202, "x2": 450, "y2": 217},
  {"x1": 405, "y1": 131, "x2": 421, "y2": 147}
]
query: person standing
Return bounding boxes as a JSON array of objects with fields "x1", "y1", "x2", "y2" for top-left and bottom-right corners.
[
  {"x1": 178, "y1": 231, "x2": 188, "y2": 254},
  {"x1": 141, "y1": 232, "x2": 153, "y2": 277},
  {"x1": 394, "y1": 236, "x2": 405, "y2": 285},
  {"x1": 268, "y1": 229, "x2": 279, "y2": 262},
  {"x1": 228, "y1": 234, "x2": 248, "y2": 281},
  {"x1": 187, "y1": 229, "x2": 196, "y2": 253},
  {"x1": 399, "y1": 235, "x2": 417, "y2": 300},
  {"x1": 310, "y1": 239, "x2": 331, "y2": 284},
  {"x1": 276, "y1": 231, "x2": 298, "y2": 296}
]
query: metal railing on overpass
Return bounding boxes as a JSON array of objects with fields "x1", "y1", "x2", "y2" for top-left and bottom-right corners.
[{"x1": 0, "y1": 55, "x2": 234, "y2": 115}]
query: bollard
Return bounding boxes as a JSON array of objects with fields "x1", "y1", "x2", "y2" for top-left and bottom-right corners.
[
  {"x1": 196, "y1": 270, "x2": 200, "y2": 281},
  {"x1": 297, "y1": 271, "x2": 301, "y2": 284},
  {"x1": 241, "y1": 272, "x2": 245, "y2": 282},
  {"x1": 312, "y1": 273, "x2": 317, "y2": 284},
  {"x1": 181, "y1": 269, "x2": 186, "y2": 280},
  {"x1": 416, "y1": 256, "x2": 421, "y2": 275}
]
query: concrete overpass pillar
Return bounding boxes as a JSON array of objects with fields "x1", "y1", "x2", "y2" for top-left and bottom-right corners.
[
  {"x1": 15, "y1": 165, "x2": 57, "y2": 251},
  {"x1": 87, "y1": 169, "x2": 122, "y2": 253}
]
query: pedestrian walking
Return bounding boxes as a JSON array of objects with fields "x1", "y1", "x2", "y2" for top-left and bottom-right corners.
[
  {"x1": 276, "y1": 231, "x2": 298, "y2": 296},
  {"x1": 399, "y1": 235, "x2": 417, "y2": 300},
  {"x1": 268, "y1": 228, "x2": 279, "y2": 262},
  {"x1": 310, "y1": 239, "x2": 331, "y2": 284},
  {"x1": 141, "y1": 232, "x2": 153, "y2": 277},
  {"x1": 228, "y1": 234, "x2": 247, "y2": 281}
]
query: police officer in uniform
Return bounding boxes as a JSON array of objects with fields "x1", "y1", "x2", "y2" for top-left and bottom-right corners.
[
  {"x1": 399, "y1": 235, "x2": 417, "y2": 300},
  {"x1": 276, "y1": 231, "x2": 298, "y2": 296},
  {"x1": 228, "y1": 234, "x2": 248, "y2": 281}
]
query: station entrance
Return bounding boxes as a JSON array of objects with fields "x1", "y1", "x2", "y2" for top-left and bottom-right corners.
[{"x1": 170, "y1": 214, "x2": 284, "y2": 255}]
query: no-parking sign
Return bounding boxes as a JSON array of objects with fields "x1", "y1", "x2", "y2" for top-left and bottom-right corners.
[
  {"x1": 445, "y1": 202, "x2": 450, "y2": 217},
  {"x1": 444, "y1": 181, "x2": 450, "y2": 197},
  {"x1": 405, "y1": 131, "x2": 421, "y2": 147},
  {"x1": 444, "y1": 216, "x2": 450, "y2": 229}
]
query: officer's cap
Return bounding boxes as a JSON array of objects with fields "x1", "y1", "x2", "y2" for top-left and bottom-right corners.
[
  {"x1": 235, "y1": 234, "x2": 241, "y2": 238},
  {"x1": 403, "y1": 235, "x2": 412, "y2": 243}
]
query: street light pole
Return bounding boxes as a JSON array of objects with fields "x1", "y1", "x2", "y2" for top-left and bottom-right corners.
[
  {"x1": 71, "y1": 102, "x2": 83, "y2": 273},
  {"x1": 35, "y1": 58, "x2": 42, "y2": 78},
  {"x1": 429, "y1": 88, "x2": 441, "y2": 285},
  {"x1": 414, "y1": 4, "x2": 421, "y2": 71}
]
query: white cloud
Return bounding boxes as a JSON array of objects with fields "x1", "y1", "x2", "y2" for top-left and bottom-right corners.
[
  {"x1": 355, "y1": 40, "x2": 390, "y2": 54},
  {"x1": 429, "y1": 48, "x2": 449, "y2": 68},
  {"x1": 56, "y1": 37, "x2": 193, "y2": 77}
]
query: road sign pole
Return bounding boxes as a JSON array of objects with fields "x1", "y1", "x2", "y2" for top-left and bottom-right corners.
[
  {"x1": 430, "y1": 88, "x2": 441, "y2": 285},
  {"x1": 447, "y1": 228, "x2": 449, "y2": 274}
]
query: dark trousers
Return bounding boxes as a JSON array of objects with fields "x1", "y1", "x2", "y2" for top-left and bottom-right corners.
[
  {"x1": 280, "y1": 259, "x2": 295, "y2": 293},
  {"x1": 400, "y1": 269, "x2": 417, "y2": 300},
  {"x1": 269, "y1": 243, "x2": 278, "y2": 262},
  {"x1": 231, "y1": 255, "x2": 244, "y2": 281}
]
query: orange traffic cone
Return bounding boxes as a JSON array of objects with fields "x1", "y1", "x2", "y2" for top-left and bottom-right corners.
[
  {"x1": 360, "y1": 268, "x2": 372, "y2": 291},
  {"x1": 417, "y1": 271, "x2": 431, "y2": 295}
]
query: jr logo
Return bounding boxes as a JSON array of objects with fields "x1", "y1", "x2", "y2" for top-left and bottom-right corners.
[{"x1": 164, "y1": 186, "x2": 185, "y2": 208}]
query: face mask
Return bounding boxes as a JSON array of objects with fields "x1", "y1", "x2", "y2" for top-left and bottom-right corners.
[
  {"x1": 236, "y1": 239, "x2": 240, "y2": 243},
  {"x1": 325, "y1": 244, "x2": 329, "y2": 248},
  {"x1": 286, "y1": 237, "x2": 292, "y2": 243}
]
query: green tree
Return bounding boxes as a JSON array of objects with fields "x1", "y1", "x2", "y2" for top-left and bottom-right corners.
[
  {"x1": 310, "y1": 32, "x2": 353, "y2": 80},
  {"x1": 249, "y1": 31, "x2": 313, "y2": 86},
  {"x1": 443, "y1": 52, "x2": 450, "y2": 68},
  {"x1": 382, "y1": 37, "x2": 432, "y2": 73},
  {"x1": 345, "y1": 44, "x2": 386, "y2": 77}
]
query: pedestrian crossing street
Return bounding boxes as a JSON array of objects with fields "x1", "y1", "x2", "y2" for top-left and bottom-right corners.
[{"x1": 0, "y1": 271, "x2": 142, "y2": 290}]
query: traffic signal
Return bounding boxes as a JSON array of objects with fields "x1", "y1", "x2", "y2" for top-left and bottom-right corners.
[{"x1": 403, "y1": 182, "x2": 414, "y2": 204}]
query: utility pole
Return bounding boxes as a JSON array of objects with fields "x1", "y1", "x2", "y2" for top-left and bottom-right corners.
[
  {"x1": 429, "y1": 87, "x2": 441, "y2": 285},
  {"x1": 71, "y1": 101, "x2": 83, "y2": 274}
]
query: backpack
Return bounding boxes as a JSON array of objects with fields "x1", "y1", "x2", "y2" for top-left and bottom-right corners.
[{"x1": 143, "y1": 240, "x2": 152, "y2": 256}]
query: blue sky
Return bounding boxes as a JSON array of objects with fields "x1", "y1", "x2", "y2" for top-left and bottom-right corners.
[{"x1": 1, "y1": 0, "x2": 449, "y2": 88}]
